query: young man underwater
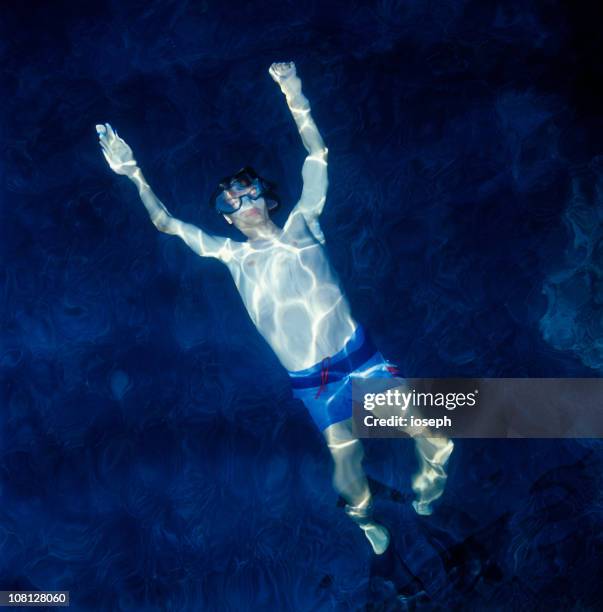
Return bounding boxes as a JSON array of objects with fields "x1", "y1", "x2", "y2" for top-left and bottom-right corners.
[{"x1": 96, "y1": 61, "x2": 454, "y2": 555}]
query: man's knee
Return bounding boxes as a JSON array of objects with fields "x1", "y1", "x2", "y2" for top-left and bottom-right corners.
[
  {"x1": 415, "y1": 436, "x2": 454, "y2": 466},
  {"x1": 323, "y1": 419, "x2": 357, "y2": 448}
]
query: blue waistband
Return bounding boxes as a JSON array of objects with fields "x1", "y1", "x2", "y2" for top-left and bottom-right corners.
[{"x1": 287, "y1": 326, "x2": 377, "y2": 390}]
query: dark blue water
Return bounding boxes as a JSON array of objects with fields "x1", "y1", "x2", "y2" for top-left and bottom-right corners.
[{"x1": 2, "y1": 1, "x2": 603, "y2": 609}]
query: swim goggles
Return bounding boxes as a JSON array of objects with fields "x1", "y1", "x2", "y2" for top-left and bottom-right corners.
[{"x1": 212, "y1": 168, "x2": 268, "y2": 215}]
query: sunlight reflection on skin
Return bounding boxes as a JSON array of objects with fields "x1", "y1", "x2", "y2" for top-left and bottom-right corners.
[{"x1": 225, "y1": 211, "x2": 356, "y2": 371}]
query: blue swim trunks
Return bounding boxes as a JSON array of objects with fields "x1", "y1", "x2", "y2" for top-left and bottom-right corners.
[{"x1": 287, "y1": 326, "x2": 399, "y2": 431}]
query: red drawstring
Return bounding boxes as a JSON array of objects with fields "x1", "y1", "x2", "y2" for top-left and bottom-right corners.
[{"x1": 315, "y1": 356, "x2": 331, "y2": 399}]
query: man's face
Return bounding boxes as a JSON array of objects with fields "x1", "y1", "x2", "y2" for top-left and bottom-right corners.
[{"x1": 224, "y1": 194, "x2": 269, "y2": 231}]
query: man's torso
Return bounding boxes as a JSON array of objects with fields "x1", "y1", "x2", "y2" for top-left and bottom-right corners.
[{"x1": 226, "y1": 213, "x2": 357, "y2": 371}]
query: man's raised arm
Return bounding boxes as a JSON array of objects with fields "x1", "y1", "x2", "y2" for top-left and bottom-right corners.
[
  {"x1": 269, "y1": 63, "x2": 329, "y2": 233},
  {"x1": 96, "y1": 123, "x2": 234, "y2": 262}
]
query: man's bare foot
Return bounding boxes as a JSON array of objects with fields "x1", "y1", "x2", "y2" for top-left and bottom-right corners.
[{"x1": 361, "y1": 522, "x2": 390, "y2": 555}]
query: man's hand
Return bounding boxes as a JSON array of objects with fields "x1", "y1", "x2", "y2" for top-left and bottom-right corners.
[
  {"x1": 96, "y1": 123, "x2": 138, "y2": 177},
  {"x1": 269, "y1": 61, "x2": 296, "y2": 83},
  {"x1": 269, "y1": 61, "x2": 302, "y2": 98}
]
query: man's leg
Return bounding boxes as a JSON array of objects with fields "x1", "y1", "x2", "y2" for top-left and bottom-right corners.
[
  {"x1": 370, "y1": 386, "x2": 454, "y2": 516},
  {"x1": 323, "y1": 418, "x2": 390, "y2": 555},
  {"x1": 410, "y1": 436, "x2": 454, "y2": 515}
]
